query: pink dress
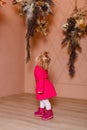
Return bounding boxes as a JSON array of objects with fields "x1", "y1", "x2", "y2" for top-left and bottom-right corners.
[{"x1": 34, "y1": 65, "x2": 57, "y2": 100}]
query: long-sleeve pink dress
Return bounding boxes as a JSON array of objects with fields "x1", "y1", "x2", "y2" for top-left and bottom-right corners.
[{"x1": 34, "y1": 65, "x2": 57, "y2": 100}]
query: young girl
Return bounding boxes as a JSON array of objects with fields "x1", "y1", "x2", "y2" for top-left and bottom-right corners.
[{"x1": 34, "y1": 51, "x2": 57, "y2": 120}]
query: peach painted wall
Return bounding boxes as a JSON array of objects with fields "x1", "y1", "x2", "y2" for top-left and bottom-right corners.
[
  {"x1": 25, "y1": 0, "x2": 87, "y2": 100},
  {"x1": 0, "y1": 0, "x2": 25, "y2": 97}
]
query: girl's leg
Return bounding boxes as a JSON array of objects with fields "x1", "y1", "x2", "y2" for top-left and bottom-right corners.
[
  {"x1": 42, "y1": 99, "x2": 51, "y2": 110},
  {"x1": 42, "y1": 99, "x2": 53, "y2": 120},
  {"x1": 34, "y1": 100, "x2": 45, "y2": 117},
  {"x1": 40, "y1": 100, "x2": 45, "y2": 108}
]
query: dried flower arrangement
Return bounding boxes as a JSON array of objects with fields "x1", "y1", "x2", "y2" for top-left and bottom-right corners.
[
  {"x1": 12, "y1": 0, "x2": 54, "y2": 63},
  {"x1": 61, "y1": 0, "x2": 87, "y2": 77},
  {"x1": 0, "y1": 0, "x2": 6, "y2": 6}
]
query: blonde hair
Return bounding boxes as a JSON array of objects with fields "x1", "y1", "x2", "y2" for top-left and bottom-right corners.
[{"x1": 36, "y1": 51, "x2": 51, "y2": 70}]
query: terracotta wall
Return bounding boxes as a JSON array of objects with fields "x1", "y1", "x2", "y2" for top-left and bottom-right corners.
[
  {"x1": 25, "y1": 0, "x2": 87, "y2": 100},
  {"x1": 0, "y1": 0, "x2": 25, "y2": 97}
]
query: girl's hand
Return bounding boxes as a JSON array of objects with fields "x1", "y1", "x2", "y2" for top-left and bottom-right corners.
[{"x1": 38, "y1": 91, "x2": 43, "y2": 94}]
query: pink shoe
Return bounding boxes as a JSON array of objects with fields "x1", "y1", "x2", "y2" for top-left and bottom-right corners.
[
  {"x1": 34, "y1": 108, "x2": 45, "y2": 117},
  {"x1": 42, "y1": 109, "x2": 53, "y2": 120}
]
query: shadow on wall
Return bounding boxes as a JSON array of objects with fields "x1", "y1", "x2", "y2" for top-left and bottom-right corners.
[
  {"x1": 0, "y1": 11, "x2": 7, "y2": 24},
  {"x1": 12, "y1": 4, "x2": 26, "y2": 26}
]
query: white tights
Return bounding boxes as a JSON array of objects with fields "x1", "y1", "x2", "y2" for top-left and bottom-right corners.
[{"x1": 40, "y1": 99, "x2": 51, "y2": 110}]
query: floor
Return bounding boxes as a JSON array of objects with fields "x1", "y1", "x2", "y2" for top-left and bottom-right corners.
[{"x1": 0, "y1": 93, "x2": 87, "y2": 130}]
